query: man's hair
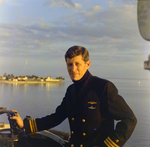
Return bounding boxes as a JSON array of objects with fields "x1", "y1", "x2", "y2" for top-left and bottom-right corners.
[{"x1": 65, "y1": 45, "x2": 89, "y2": 62}]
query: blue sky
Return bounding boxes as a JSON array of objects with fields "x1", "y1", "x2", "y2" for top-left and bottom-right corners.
[{"x1": 0, "y1": 0, "x2": 150, "y2": 80}]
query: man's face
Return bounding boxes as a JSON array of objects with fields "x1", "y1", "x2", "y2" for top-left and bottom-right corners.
[{"x1": 66, "y1": 55, "x2": 90, "y2": 81}]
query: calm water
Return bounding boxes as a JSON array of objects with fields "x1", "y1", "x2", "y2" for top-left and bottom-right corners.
[{"x1": 0, "y1": 78, "x2": 150, "y2": 147}]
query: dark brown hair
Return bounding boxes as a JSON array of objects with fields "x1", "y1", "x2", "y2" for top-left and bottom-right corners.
[{"x1": 65, "y1": 46, "x2": 89, "y2": 62}]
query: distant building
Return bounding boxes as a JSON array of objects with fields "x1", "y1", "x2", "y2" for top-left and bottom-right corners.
[
  {"x1": 2, "y1": 76, "x2": 7, "y2": 80},
  {"x1": 13, "y1": 79, "x2": 18, "y2": 82},
  {"x1": 37, "y1": 77, "x2": 44, "y2": 81},
  {"x1": 8, "y1": 75, "x2": 13, "y2": 80},
  {"x1": 18, "y1": 76, "x2": 28, "y2": 81},
  {"x1": 46, "y1": 77, "x2": 60, "y2": 82},
  {"x1": 0, "y1": 74, "x2": 64, "y2": 83},
  {"x1": 40, "y1": 79, "x2": 44, "y2": 82}
]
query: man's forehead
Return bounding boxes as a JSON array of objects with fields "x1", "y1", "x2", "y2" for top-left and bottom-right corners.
[{"x1": 66, "y1": 55, "x2": 83, "y2": 62}]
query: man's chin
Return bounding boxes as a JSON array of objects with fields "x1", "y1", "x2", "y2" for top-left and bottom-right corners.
[{"x1": 71, "y1": 76, "x2": 80, "y2": 81}]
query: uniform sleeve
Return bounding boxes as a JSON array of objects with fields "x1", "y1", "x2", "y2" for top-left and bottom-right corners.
[
  {"x1": 24, "y1": 95, "x2": 68, "y2": 134},
  {"x1": 103, "y1": 82, "x2": 137, "y2": 147}
]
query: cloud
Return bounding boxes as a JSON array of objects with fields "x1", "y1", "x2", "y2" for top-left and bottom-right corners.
[
  {"x1": 0, "y1": 3, "x2": 149, "y2": 62},
  {"x1": 75, "y1": 3, "x2": 82, "y2": 9},
  {"x1": 0, "y1": 23, "x2": 68, "y2": 60},
  {"x1": 80, "y1": 5, "x2": 104, "y2": 16},
  {"x1": 43, "y1": 0, "x2": 75, "y2": 8},
  {"x1": 108, "y1": 1, "x2": 114, "y2": 6},
  {"x1": 63, "y1": 0, "x2": 74, "y2": 6},
  {"x1": 120, "y1": 0, "x2": 137, "y2": 5},
  {"x1": 3, "y1": 0, "x2": 22, "y2": 6},
  {"x1": 79, "y1": 4, "x2": 137, "y2": 25}
]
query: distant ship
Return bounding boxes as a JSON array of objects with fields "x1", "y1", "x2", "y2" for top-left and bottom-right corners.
[{"x1": 144, "y1": 55, "x2": 150, "y2": 70}]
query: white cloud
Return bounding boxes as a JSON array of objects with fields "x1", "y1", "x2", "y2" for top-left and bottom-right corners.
[
  {"x1": 93, "y1": 5, "x2": 103, "y2": 11},
  {"x1": 44, "y1": 0, "x2": 75, "y2": 8},
  {"x1": 81, "y1": 5, "x2": 104, "y2": 16},
  {"x1": 0, "y1": 4, "x2": 141, "y2": 56},
  {"x1": 75, "y1": 3, "x2": 82, "y2": 9}
]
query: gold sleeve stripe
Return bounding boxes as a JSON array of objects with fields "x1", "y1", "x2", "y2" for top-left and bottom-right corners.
[
  {"x1": 33, "y1": 119, "x2": 38, "y2": 132},
  {"x1": 29, "y1": 120, "x2": 33, "y2": 133},
  {"x1": 104, "y1": 137, "x2": 120, "y2": 147},
  {"x1": 87, "y1": 101, "x2": 97, "y2": 104},
  {"x1": 104, "y1": 140, "x2": 111, "y2": 147},
  {"x1": 33, "y1": 120, "x2": 36, "y2": 132},
  {"x1": 29, "y1": 119, "x2": 38, "y2": 133},
  {"x1": 32, "y1": 119, "x2": 38, "y2": 133},
  {"x1": 107, "y1": 137, "x2": 120, "y2": 147},
  {"x1": 31, "y1": 120, "x2": 35, "y2": 132}
]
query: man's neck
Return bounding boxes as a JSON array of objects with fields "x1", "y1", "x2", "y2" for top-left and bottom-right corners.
[
  {"x1": 72, "y1": 70, "x2": 90, "y2": 98},
  {"x1": 73, "y1": 70, "x2": 90, "y2": 85}
]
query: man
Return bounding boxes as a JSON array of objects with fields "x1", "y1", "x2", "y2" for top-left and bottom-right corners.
[{"x1": 11, "y1": 46, "x2": 137, "y2": 147}]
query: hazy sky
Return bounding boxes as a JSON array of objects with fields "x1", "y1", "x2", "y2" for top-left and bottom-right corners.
[{"x1": 0, "y1": 0, "x2": 150, "y2": 80}]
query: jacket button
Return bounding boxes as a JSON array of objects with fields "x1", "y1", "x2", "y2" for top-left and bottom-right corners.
[
  {"x1": 71, "y1": 131, "x2": 74, "y2": 134},
  {"x1": 83, "y1": 133, "x2": 86, "y2": 136},
  {"x1": 71, "y1": 118, "x2": 75, "y2": 121},
  {"x1": 82, "y1": 119, "x2": 86, "y2": 122},
  {"x1": 71, "y1": 144, "x2": 74, "y2": 147}
]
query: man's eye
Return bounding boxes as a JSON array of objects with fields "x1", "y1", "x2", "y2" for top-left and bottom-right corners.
[
  {"x1": 76, "y1": 63, "x2": 80, "y2": 66},
  {"x1": 68, "y1": 64, "x2": 72, "y2": 67}
]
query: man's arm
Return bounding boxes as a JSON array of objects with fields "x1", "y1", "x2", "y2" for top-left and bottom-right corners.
[
  {"x1": 104, "y1": 82, "x2": 137, "y2": 147},
  {"x1": 11, "y1": 97, "x2": 67, "y2": 135},
  {"x1": 24, "y1": 97, "x2": 68, "y2": 134}
]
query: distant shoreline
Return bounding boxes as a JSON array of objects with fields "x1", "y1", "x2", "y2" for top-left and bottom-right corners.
[{"x1": 0, "y1": 80, "x2": 65, "y2": 84}]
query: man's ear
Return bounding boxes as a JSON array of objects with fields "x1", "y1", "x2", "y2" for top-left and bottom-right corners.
[{"x1": 86, "y1": 60, "x2": 91, "y2": 69}]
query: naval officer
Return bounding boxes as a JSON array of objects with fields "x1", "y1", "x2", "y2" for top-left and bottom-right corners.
[{"x1": 11, "y1": 45, "x2": 137, "y2": 147}]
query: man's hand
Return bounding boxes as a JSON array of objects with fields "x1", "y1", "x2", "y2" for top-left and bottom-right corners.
[{"x1": 9, "y1": 110, "x2": 24, "y2": 129}]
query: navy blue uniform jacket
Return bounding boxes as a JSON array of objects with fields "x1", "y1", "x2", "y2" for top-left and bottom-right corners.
[{"x1": 24, "y1": 73, "x2": 137, "y2": 147}]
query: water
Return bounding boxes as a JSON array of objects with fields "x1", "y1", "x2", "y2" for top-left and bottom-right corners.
[{"x1": 0, "y1": 78, "x2": 150, "y2": 147}]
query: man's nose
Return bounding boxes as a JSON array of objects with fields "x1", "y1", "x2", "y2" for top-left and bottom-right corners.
[{"x1": 71, "y1": 64, "x2": 76, "y2": 72}]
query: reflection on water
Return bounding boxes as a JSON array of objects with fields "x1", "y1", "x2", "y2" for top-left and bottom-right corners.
[
  {"x1": 0, "y1": 82, "x2": 66, "y2": 125},
  {"x1": 1, "y1": 82, "x2": 65, "y2": 92}
]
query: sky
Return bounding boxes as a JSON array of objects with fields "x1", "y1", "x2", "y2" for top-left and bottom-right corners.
[{"x1": 0, "y1": 0, "x2": 150, "y2": 80}]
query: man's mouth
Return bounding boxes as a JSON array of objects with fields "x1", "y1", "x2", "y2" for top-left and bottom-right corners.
[{"x1": 71, "y1": 73, "x2": 78, "y2": 76}]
